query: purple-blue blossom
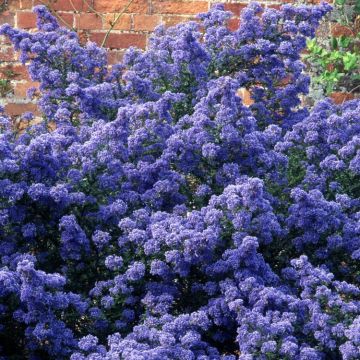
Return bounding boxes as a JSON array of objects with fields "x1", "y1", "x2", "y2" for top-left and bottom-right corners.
[{"x1": 1, "y1": 2, "x2": 360, "y2": 359}]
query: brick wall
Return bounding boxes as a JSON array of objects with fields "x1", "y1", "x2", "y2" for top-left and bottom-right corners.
[{"x1": 0, "y1": 0, "x2": 335, "y2": 119}]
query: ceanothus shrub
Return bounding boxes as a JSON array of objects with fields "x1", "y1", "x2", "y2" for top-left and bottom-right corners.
[{"x1": 1, "y1": 2, "x2": 360, "y2": 359}]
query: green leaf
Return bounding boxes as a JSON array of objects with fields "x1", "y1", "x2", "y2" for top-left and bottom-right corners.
[
  {"x1": 328, "y1": 51, "x2": 342, "y2": 61},
  {"x1": 335, "y1": 0, "x2": 345, "y2": 6},
  {"x1": 355, "y1": 0, "x2": 360, "y2": 14},
  {"x1": 343, "y1": 53, "x2": 358, "y2": 70},
  {"x1": 306, "y1": 38, "x2": 317, "y2": 51},
  {"x1": 338, "y1": 35, "x2": 351, "y2": 48},
  {"x1": 331, "y1": 37, "x2": 338, "y2": 49}
]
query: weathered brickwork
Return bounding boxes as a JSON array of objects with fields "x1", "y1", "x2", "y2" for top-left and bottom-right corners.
[{"x1": 0, "y1": 0, "x2": 337, "y2": 116}]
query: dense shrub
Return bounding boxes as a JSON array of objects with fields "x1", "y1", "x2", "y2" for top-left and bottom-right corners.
[{"x1": 1, "y1": 2, "x2": 360, "y2": 359}]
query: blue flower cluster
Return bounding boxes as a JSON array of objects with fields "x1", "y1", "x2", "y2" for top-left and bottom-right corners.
[{"x1": 1, "y1": 2, "x2": 360, "y2": 359}]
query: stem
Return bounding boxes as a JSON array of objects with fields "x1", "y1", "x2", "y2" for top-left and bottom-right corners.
[
  {"x1": 101, "y1": 0, "x2": 135, "y2": 48},
  {"x1": 341, "y1": 84, "x2": 360, "y2": 104},
  {"x1": 69, "y1": 0, "x2": 78, "y2": 13},
  {"x1": 82, "y1": 0, "x2": 105, "y2": 19}
]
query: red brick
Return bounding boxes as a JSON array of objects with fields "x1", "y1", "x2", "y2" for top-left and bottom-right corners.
[
  {"x1": 56, "y1": 12, "x2": 74, "y2": 28},
  {"x1": 17, "y1": 116, "x2": 44, "y2": 132},
  {"x1": 94, "y1": 0, "x2": 148, "y2": 13},
  {"x1": 20, "y1": 0, "x2": 33, "y2": 9},
  {"x1": 17, "y1": 12, "x2": 37, "y2": 29},
  {"x1": 0, "y1": 64, "x2": 30, "y2": 80},
  {"x1": 224, "y1": 3, "x2": 247, "y2": 16},
  {"x1": 278, "y1": 75, "x2": 292, "y2": 87},
  {"x1": 266, "y1": 4, "x2": 282, "y2": 10},
  {"x1": 0, "y1": 47, "x2": 15, "y2": 62},
  {"x1": 108, "y1": 50, "x2": 126, "y2": 64},
  {"x1": 0, "y1": 11, "x2": 15, "y2": 26},
  {"x1": 237, "y1": 88, "x2": 253, "y2": 106},
  {"x1": 14, "y1": 81, "x2": 39, "y2": 98},
  {"x1": 77, "y1": 30, "x2": 89, "y2": 45},
  {"x1": 330, "y1": 92, "x2": 355, "y2": 104},
  {"x1": 90, "y1": 32, "x2": 147, "y2": 49},
  {"x1": 227, "y1": 18, "x2": 240, "y2": 32},
  {"x1": 8, "y1": 0, "x2": 21, "y2": 11},
  {"x1": 75, "y1": 13, "x2": 102, "y2": 30},
  {"x1": 0, "y1": 35, "x2": 14, "y2": 45},
  {"x1": 331, "y1": 24, "x2": 353, "y2": 37},
  {"x1": 162, "y1": 15, "x2": 194, "y2": 27},
  {"x1": 103, "y1": 14, "x2": 132, "y2": 31},
  {"x1": 152, "y1": 1, "x2": 208, "y2": 15},
  {"x1": 133, "y1": 14, "x2": 161, "y2": 31},
  {"x1": 34, "y1": 0, "x2": 84, "y2": 11},
  {"x1": 13, "y1": 51, "x2": 24, "y2": 62},
  {"x1": 13, "y1": 64, "x2": 31, "y2": 80},
  {"x1": 5, "y1": 102, "x2": 38, "y2": 117},
  {"x1": 53, "y1": 0, "x2": 84, "y2": 11}
]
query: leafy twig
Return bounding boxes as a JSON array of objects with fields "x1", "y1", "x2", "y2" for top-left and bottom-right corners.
[
  {"x1": 341, "y1": 84, "x2": 360, "y2": 104},
  {"x1": 101, "y1": 0, "x2": 135, "y2": 48}
]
